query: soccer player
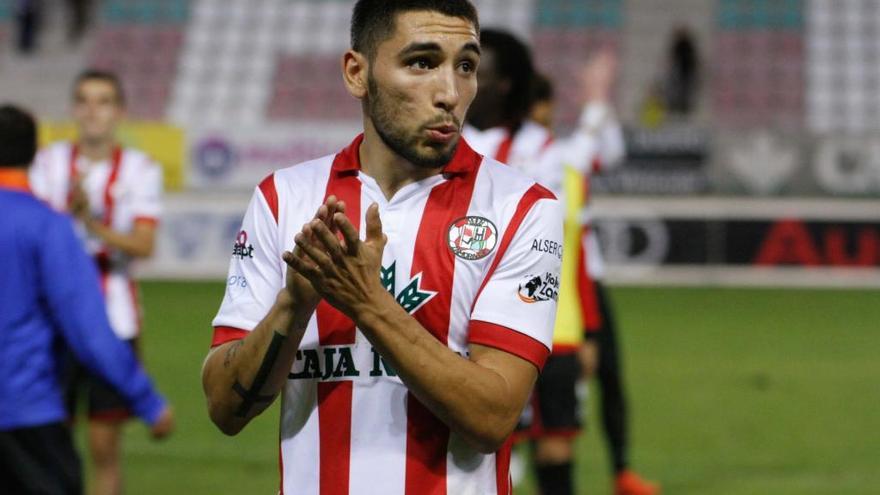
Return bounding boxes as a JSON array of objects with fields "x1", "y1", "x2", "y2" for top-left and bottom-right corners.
[
  {"x1": 0, "y1": 104, "x2": 173, "y2": 495},
  {"x1": 201, "y1": 1, "x2": 563, "y2": 493},
  {"x1": 464, "y1": 29, "x2": 659, "y2": 495},
  {"x1": 530, "y1": 70, "x2": 661, "y2": 495},
  {"x1": 29, "y1": 70, "x2": 165, "y2": 495}
]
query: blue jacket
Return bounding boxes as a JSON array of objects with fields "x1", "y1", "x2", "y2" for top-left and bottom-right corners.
[{"x1": 0, "y1": 183, "x2": 165, "y2": 430}]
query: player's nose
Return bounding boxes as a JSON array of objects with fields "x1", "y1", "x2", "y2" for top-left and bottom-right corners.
[{"x1": 432, "y1": 67, "x2": 460, "y2": 112}]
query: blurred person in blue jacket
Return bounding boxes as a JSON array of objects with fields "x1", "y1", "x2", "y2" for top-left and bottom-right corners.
[{"x1": 0, "y1": 104, "x2": 173, "y2": 495}]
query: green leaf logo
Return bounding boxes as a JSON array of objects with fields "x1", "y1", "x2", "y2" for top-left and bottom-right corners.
[{"x1": 380, "y1": 262, "x2": 436, "y2": 314}]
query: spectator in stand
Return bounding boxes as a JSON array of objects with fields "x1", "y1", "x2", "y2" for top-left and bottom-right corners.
[
  {"x1": 15, "y1": 0, "x2": 40, "y2": 53},
  {"x1": 14, "y1": 0, "x2": 94, "y2": 54}
]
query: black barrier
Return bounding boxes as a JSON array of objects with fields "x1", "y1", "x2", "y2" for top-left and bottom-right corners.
[{"x1": 595, "y1": 218, "x2": 880, "y2": 267}]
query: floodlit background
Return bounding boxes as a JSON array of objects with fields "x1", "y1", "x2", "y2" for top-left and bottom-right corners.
[{"x1": 2, "y1": 1, "x2": 878, "y2": 494}]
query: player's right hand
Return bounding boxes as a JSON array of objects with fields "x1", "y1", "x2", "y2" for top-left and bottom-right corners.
[{"x1": 150, "y1": 405, "x2": 175, "y2": 440}]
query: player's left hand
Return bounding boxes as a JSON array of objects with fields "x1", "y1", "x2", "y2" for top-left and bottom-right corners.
[{"x1": 288, "y1": 202, "x2": 388, "y2": 318}]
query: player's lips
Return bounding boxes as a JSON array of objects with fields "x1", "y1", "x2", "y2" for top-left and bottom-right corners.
[{"x1": 425, "y1": 124, "x2": 458, "y2": 143}]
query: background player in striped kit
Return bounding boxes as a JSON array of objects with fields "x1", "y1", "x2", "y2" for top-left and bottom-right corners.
[
  {"x1": 464, "y1": 29, "x2": 658, "y2": 495},
  {"x1": 29, "y1": 70, "x2": 166, "y2": 495},
  {"x1": 201, "y1": 1, "x2": 564, "y2": 493}
]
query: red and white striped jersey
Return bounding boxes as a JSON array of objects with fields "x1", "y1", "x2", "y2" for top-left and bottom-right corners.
[
  {"x1": 29, "y1": 141, "x2": 163, "y2": 340},
  {"x1": 211, "y1": 135, "x2": 563, "y2": 495}
]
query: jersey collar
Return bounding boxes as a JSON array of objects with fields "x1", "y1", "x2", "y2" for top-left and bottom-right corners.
[
  {"x1": 0, "y1": 168, "x2": 31, "y2": 193},
  {"x1": 332, "y1": 133, "x2": 483, "y2": 177}
]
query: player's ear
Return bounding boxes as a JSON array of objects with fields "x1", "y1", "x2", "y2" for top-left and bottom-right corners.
[{"x1": 342, "y1": 50, "x2": 368, "y2": 100}]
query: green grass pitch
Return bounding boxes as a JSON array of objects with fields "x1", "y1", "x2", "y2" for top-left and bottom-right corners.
[{"x1": 84, "y1": 282, "x2": 879, "y2": 494}]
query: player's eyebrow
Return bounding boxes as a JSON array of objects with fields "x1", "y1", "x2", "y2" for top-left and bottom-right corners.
[
  {"x1": 399, "y1": 41, "x2": 481, "y2": 57},
  {"x1": 461, "y1": 42, "x2": 481, "y2": 56},
  {"x1": 400, "y1": 41, "x2": 443, "y2": 57}
]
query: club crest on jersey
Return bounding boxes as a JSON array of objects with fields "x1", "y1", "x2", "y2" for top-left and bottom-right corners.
[
  {"x1": 517, "y1": 272, "x2": 559, "y2": 303},
  {"x1": 447, "y1": 216, "x2": 498, "y2": 260}
]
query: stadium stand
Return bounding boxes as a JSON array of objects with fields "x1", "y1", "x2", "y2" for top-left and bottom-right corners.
[
  {"x1": 87, "y1": 0, "x2": 189, "y2": 120},
  {"x1": 0, "y1": 0, "x2": 874, "y2": 135},
  {"x1": 268, "y1": 54, "x2": 361, "y2": 121},
  {"x1": 0, "y1": 2, "x2": 11, "y2": 53},
  {"x1": 532, "y1": 0, "x2": 622, "y2": 129},
  {"x1": 712, "y1": 0, "x2": 804, "y2": 129},
  {"x1": 807, "y1": 0, "x2": 880, "y2": 133}
]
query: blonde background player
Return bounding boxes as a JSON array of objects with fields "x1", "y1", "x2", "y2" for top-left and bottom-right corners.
[
  {"x1": 29, "y1": 69, "x2": 169, "y2": 495},
  {"x1": 202, "y1": 1, "x2": 564, "y2": 493}
]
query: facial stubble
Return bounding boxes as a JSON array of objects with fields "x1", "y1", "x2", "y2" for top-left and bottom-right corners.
[{"x1": 366, "y1": 74, "x2": 459, "y2": 169}]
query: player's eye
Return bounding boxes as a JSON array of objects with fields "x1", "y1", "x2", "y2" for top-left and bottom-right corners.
[
  {"x1": 408, "y1": 57, "x2": 434, "y2": 71},
  {"x1": 458, "y1": 60, "x2": 476, "y2": 74}
]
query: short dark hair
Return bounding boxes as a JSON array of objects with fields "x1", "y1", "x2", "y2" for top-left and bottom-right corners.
[
  {"x1": 351, "y1": 0, "x2": 479, "y2": 59},
  {"x1": 480, "y1": 29, "x2": 535, "y2": 125},
  {"x1": 0, "y1": 104, "x2": 38, "y2": 168},
  {"x1": 0, "y1": 105, "x2": 37, "y2": 168},
  {"x1": 73, "y1": 69, "x2": 126, "y2": 106}
]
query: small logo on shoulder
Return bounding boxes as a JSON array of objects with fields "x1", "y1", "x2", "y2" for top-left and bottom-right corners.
[
  {"x1": 517, "y1": 272, "x2": 559, "y2": 303},
  {"x1": 233, "y1": 230, "x2": 255, "y2": 260},
  {"x1": 448, "y1": 216, "x2": 498, "y2": 260}
]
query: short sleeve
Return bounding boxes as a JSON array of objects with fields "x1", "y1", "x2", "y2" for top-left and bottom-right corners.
[
  {"x1": 469, "y1": 189, "x2": 563, "y2": 370},
  {"x1": 210, "y1": 182, "x2": 283, "y2": 346},
  {"x1": 131, "y1": 162, "x2": 163, "y2": 222}
]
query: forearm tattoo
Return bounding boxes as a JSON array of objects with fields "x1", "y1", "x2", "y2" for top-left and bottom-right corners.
[
  {"x1": 232, "y1": 331, "x2": 285, "y2": 418},
  {"x1": 223, "y1": 340, "x2": 243, "y2": 369}
]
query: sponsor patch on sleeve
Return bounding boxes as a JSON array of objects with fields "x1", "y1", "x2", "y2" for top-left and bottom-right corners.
[
  {"x1": 517, "y1": 272, "x2": 559, "y2": 303},
  {"x1": 530, "y1": 238, "x2": 563, "y2": 260},
  {"x1": 232, "y1": 230, "x2": 255, "y2": 259}
]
